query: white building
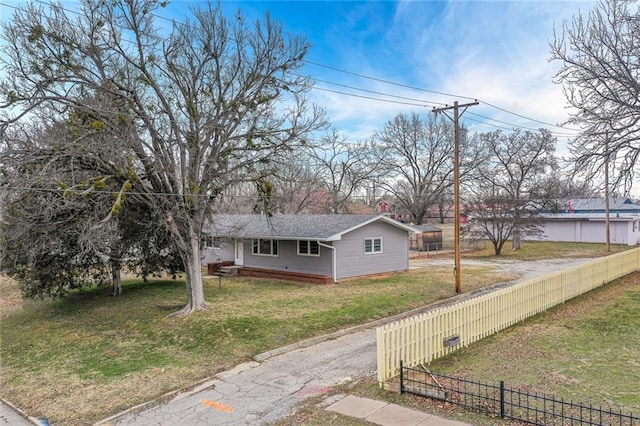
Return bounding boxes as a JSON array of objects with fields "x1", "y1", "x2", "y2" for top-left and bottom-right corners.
[{"x1": 528, "y1": 213, "x2": 640, "y2": 246}]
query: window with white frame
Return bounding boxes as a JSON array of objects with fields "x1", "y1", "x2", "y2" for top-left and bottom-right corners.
[
  {"x1": 298, "y1": 240, "x2": 320, "y2": 256},
  {"x1": 364, "y1": 237, "x2": 382, "y2": 254},
  {"x1": 252, "y1": 239, "x2": 278, "y2": 256}
]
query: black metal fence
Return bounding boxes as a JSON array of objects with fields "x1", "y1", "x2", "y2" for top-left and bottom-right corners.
[{"x1": 400, "y1": 361, "x2": 639, "y2": 425}]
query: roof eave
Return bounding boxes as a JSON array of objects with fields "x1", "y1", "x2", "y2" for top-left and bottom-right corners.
[{"x1": 328, "y1": 214, "x2": 417, "y2": 239}]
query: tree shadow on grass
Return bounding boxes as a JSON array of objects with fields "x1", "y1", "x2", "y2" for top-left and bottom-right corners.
[{"x1": 49, "y1": 280, "x2": 185, "y2": 315}]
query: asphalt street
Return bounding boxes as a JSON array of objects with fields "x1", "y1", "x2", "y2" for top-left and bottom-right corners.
[
  {"x1": 3, "y1": 257, "x2": 594, "y2": 426},
  {"x1": 100, "y1": 257, "x2": 592, "y2": 426},
  {"x1": 107, "y1": 327, "x2": 378, "y2": 425}
]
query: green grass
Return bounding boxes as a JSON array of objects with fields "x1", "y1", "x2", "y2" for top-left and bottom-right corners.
[
  {"x1": 0, "y1": 242, "x2": 634, "y2": 425},
  {"x1": 0, "y1": 264, "x2": 506, "y2": 425},
  {"x1": 425, "y1": 272, "x2": 640, "y2": 416},
  {"x1": 463, "y1": 240, "x2": 629, "y2": 260},
  {"x1": 273, "y1": 272, "x2": 640, "y2": 426},
  {"x1": 432, "y1": 223, "x2": 630, "y2": 259}
]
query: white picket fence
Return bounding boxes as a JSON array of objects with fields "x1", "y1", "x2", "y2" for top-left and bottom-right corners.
[{"x1": 376, "y1": 247, "x2": 640, "y2": 386}]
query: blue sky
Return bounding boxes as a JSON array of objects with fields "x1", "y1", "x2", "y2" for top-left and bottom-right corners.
[
  {"x1": 205, "y1": 0, "x2": 596, "y2": 152},
  {"x1": 1, "y1": 1, "x2": 598, "y2": 156}
]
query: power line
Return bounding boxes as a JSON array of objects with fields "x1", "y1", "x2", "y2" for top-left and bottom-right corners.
[
  {"x1": 304, "y1": 75, "x2": 448, "y2": 107},
  {"x1": 312, "y1": 87, "x2": 432, "y2": 108},
  {"x1": 0, "y1": 0, "x2": 582, "y2": 136},
  {"x1": 464, "y1": 113, "x2": 580, "y2": 137},
  {"x1": 480, "y1": 100, "x2": 579, "y2": 131},
  {"x1": 303, "y1": 60, "x2": 582, "y2": 133},
  {"x1": 304, "y1": 60, "x2": 474, "y2": 102}
]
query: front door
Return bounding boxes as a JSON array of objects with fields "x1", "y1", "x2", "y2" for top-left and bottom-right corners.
[{"x1": 234, "y1": 239, "x2": 244, "y2": 266}]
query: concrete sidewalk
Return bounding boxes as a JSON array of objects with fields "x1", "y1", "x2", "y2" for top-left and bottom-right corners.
[
  {"x1": 326, "y1": 395, "x2": 471, "y2": 426},
  {"x1": 0, "y1": 401, "x2": 37, "y2": 425}
]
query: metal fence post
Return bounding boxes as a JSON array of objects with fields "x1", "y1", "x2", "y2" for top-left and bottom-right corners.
[
  {"x1": 399, "y1": 360, "x2": 404, "y2": 394},
  {"x1": 500, "y1": 380, "x2": 505, "y2": 419}
]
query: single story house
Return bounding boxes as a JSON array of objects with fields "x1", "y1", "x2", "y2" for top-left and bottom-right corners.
[
  {"x1": 202, "y1": 214, "x2": 416, "y2": 283},
  {"x1": 525, "y1": 213, "x2": 640, "y2": 246}
]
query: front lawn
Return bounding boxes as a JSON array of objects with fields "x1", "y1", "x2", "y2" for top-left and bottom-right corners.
[
  {"x1": 1, "y1": 241, "x2": 632, "y2": 425},
  {"x1": 0, "y1": 264, "x2": 510, "y2": 425}
]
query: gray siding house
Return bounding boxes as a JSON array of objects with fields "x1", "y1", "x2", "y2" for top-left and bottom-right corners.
[{"x1": 202, "y1": 214, "x2": 416, "y2": 282}]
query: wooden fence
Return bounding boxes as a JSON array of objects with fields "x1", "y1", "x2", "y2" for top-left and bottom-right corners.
[{"x1": 376, "y1": 247, "x2": 640, "y2": 386}]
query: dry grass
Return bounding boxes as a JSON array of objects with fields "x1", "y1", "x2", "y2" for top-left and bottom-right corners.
[
  {"x1": 1, "y1": 240, "x2": 628, "y2": 425},
  {"x1": 421, "y1": 271, "x2": 640, "y2": 415},
  {"x1": 0, "y1": 262, "x2": 513, "y2": 425},
  {"x1": 0, "y1": 274, "x2": 23, "y2": 319},
  {"x1": 463, "y1": 239, "x2": 629, "y2": 260}
]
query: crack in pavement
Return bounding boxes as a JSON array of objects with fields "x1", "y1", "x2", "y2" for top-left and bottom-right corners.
[
  {"x1": 109, "y1": 258, "x2": 592, "y2": 425},
  {"x1": 112, "y1": 329, "x2": 377, "y2": 425}
]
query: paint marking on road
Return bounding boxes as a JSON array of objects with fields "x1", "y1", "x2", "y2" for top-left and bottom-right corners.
[{"x1": 201, "y1": 399, "x2": 234, "y2": 412}]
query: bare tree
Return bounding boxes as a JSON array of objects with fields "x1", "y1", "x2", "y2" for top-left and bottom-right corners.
[
  {"x1": 550, "y1": 0, "x2": 640, "y2": 194},
  {"x1": 0, "y1": 0, "x2": 325, "y2": 315},
  {"x1": 529, "y1": 175, "x2": 596, "y2": 212},
  {"x1": 464, "y1": 191, "x2": 519, "y2": 256},
  {"x1": 268, "y1": 150, "x2": 325, "y2": 214},
  {"x1": 371, "y1": 112, "x2": 486, "y2": 224},
  {"x1": 466, "y1": 129, "x2": 557, "y2": 252},
  {"x1": 308, "y1": 129, "x2": 379, "y2": 213}
]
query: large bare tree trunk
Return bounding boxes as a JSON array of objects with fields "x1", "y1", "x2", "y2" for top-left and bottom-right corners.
[
  {"x1": 172, "y1": 230, "x2": 207, "y2": 317},
  {"x1": 0, "y1": 0, "x2": 326, "y2": 314}
]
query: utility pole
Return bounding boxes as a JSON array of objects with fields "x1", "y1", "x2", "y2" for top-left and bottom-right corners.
[
  {"x1": 433, "y1": 100, "x2": 479, "y2": 294},
  {"x1": 604, "y1": 134, "x2": 611, "y2": 253}
]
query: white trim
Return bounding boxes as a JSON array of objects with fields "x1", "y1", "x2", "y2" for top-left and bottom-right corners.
[
  {"x1": 317, "y1": 241, "x2": 336, "y2": 283},
  {"x1": 364, "y1": 237, "x2": 383, "y2": 255},
  {"x1": 203, "y1": 235, "x2": 221, "y2": 249},
  {"x1": 325, "y1": 215, "x2": 417, "y2": 241},
  {"x1": 297, "y1": 240, "x2": 320, "y2": 257},
  {"x1": 234, "y1": 239, "x2": 244, "y2": 265}
]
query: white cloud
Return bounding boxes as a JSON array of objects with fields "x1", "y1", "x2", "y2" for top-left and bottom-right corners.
[{"x1": 309, "y1": 1, "x2": 596, "y2": 145}]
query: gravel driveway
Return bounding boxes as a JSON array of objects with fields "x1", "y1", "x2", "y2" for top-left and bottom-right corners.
[{"x1": 410, "y1": 256, "x2": 594, "y2": 282}]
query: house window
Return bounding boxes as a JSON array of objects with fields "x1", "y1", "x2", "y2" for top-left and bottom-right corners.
[
  {"x1": 364, "y1": 237, "x2": 383, "y2": 254},
  {"x1": 203, "y1": 235, "x2": 221, "y2": 249},
  {"x1": 252, "y1": 239, "x2": 278, "y2": 256},
  {"x1": 298, "y1": 240, "x2": 320, "y2": 256}
]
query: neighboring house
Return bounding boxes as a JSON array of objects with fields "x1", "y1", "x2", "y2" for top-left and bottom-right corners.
[
  {"x1": 525, "y1": 213, "x2": 640, "y2": 246},
  {"x1": 542, "y1": 197, "x2": 640, "y2": 215},
  {"x1": 202, "y1": 214, "x2": 416, "y2": 283}
]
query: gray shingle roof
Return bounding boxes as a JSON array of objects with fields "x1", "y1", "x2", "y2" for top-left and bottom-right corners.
[
  {"x1": 566, "y1": 198, "x2": 639, "y2": 211},
  {"x1": 206, "y1": 214, "x2": 415, "y2": 241}
]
